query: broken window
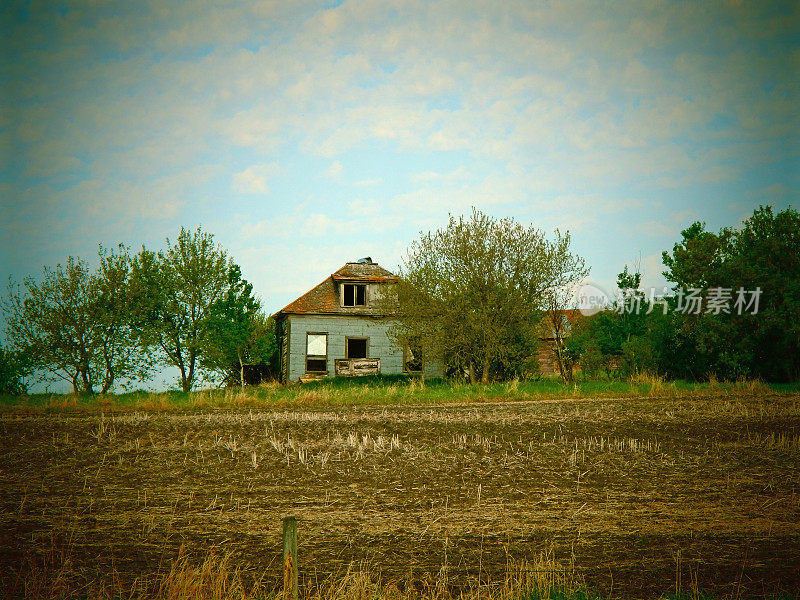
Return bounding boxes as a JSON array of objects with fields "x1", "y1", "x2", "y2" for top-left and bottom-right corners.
[
  {"x1": 346, "y1": 337, "x2": 368, "y2": 359},
  {"x1": 306, "y1": 333, "x2": 327, "y2": 374},
  {"x1": 342, "y1": 284, "x2": 367, "y2": 307},
  {"x1": 403, "y1": 338, "x2": 423, "y2": 373}
]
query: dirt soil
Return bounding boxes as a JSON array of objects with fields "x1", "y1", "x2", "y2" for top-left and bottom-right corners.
[{"x1": 0, "y1": 394, "x2": 799, "y2": 599}]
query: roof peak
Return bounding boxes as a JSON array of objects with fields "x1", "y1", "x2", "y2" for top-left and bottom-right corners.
[
  {"x1": 345, "y1": 257, "x2": 374, "y2": 265},
  {"x1": 332, "y1": 261, "x2": 396, "y2": 282}
]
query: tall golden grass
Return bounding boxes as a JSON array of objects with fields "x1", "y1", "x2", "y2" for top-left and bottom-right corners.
[{"x1": 7, "y1": 546, "x2": 584, "y2": 600}]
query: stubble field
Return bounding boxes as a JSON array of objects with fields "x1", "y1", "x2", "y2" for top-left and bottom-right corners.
[{"x1": 1, "y1": 392, "x2": 799, "y2": 599}]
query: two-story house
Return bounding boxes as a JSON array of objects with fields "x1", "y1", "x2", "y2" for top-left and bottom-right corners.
[{"x1": 274, "y1": 258, "x2": 443, "y2": 382}]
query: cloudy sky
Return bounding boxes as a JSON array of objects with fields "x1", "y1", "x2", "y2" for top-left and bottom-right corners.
[{"x1": 2, "y1": 0, "x2": 798, "y2": 314}]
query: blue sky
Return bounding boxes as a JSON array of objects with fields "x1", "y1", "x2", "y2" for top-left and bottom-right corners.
[{"x1": 2, "y1": 0, "x2": 799, "y2": 319}]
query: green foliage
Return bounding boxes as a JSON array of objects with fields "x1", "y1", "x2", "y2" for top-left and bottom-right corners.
[
  {"x1": 202, "y1": 270, "x2": 278, "y2": 387},
  {"x1": 661, "y1": 206, "x2": 800, "y2": 381},
  {"x1": 3, "y1": 227, "x2": 266, "y2": 393},
  {"x1": 0, "y1": 343, "x2": 29, "y2": 395},
  {"x1": 576, "y1": 340, "x2": 603, "y2": 378},
  {"x1": 132, "y1": 227, "x2": 238, "y2": 392},
  {"x1": 570, "y1": 206, "x2": 800, "y2": 383},
  {"x1": 389, "y1": 208, "x2": 587, "y2": 383},
  {"x1": 620, "y1": 335, "x2": 657, "y2": 376},
  {"x1": 3, "y1": 247, "x2": 148, "y2": 394},
  {"x1": 568, "y1": 266, "x2": 655, "y2": 378}
]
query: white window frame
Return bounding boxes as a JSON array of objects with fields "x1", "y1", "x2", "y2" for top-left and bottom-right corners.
[{"x1": 305, "y1": 332, "x2": 328, "y2": 374}]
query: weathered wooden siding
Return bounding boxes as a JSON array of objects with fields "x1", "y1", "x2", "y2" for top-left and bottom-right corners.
[
  {"x1": 280, "y1": 317, "x2": 290, "y2": 383},
  {"x1": 536, "y1": 339, "x2": 560, "y2": 375},
  {"x1": 285, "y1": 314, "x2": 442, "y2": 382}
]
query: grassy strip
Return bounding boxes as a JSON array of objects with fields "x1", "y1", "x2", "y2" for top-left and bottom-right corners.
[{"x1": 0, "y1": 374, "x2": 796, "y2": 412}]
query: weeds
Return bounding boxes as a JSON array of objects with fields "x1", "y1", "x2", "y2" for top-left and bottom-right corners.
[
  {"x1": 6, "y1": 545, "x2": 596, "y2": 600},
  {"x1": 1, "y1": 374, "x2": 796, "y2": 413}
]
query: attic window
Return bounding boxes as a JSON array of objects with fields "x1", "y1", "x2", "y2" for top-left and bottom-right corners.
[{"x1": 343, "y1": 284, "x2": 366, "y2": 307}]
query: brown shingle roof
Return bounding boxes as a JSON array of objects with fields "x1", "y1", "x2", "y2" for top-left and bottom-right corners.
[
  {"x1": 276, "y1": 262, "x2": 397, "y2": 316},
  {"x1": 331, "y1": 262, "x2": 396, "y2": 282}
]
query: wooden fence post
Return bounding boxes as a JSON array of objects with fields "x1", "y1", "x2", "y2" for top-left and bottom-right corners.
[{"x1": 282, "y1": 516, "x2": 298, "y2": 600}]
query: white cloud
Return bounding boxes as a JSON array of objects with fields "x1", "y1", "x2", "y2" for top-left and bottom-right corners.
[
  {"x1": 346, "y1": 198, "x2": 381, "y2": 215},
  {"x1": 232, "y1": 163, "x2": 281, "y2": 194},
  {"x1": 620, "y1": 253, "x2": 670, "y2": 292},
  {"x1": 240, "y1": 215, "x2": 299, "y2": 240},
  {"x1": 2, "y1": 0, "x2": 797, "y2": 320},
  {"x1": 636, "y1": 209, "x2": 698, "y2": 239},
  {"x1": 355, "y1": 178, "x2": 383, "y2": 187},
  {"x1": 747, "y1": 183, "x2": 793, "y2": 199},
  {"x1": 325, "y1": 161, "x2": 343, "y2": 180}
]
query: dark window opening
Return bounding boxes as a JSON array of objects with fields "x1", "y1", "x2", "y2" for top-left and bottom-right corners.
[
  {"x1": 343, "y1": 284, "x2": 366, "y2": 307},
  {"x1": 306, "y1": 358, "x2": 327, "y2": 373},
  {"x1": 346, "y1": 338, "x2": 368, "y2": 359}
]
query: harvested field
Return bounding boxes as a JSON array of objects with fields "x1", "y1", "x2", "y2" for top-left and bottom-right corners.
[{"x1": 0, "y1": 393, "x2": 799, "y2": 599}]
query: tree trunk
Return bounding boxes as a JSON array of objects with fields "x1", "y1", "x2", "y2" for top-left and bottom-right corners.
[
  {"x1": 178, "y1": 365, "x2": 189, "y2": 392},
  {"x1": 80, "y1": 368, "x2": 94, "y2": 395},
  {"x1": 101, "y1": 362, "x2": 114, "y2": 394},
  {"x1": 554, "y1": 338, "x2": 565, "y2": 384},
  {"x1": 481, "y1": 355, "x2": 491, "y2": 384},
  {"x1": 174, "y1": 343, "x2": 190, "y2": 392},
  {"x1": 554, "y1": 336, "x2": 573, "y2": 385},
  {"x1": 238, "y1": 350, "x2": 245, "y2": 391},
  {"x1": 186, "y1": 352, "x2": 196, "y2": 393},
  {"x1": 468, "y1": 361, "x2": 477, "y2": 385}
]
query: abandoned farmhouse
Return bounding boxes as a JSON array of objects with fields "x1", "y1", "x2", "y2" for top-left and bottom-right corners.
[
  {"x1": 274, "y1": 258, "x2": 576, "y2": 383},
  {"x1": 274, "y1": 258, "x2": 444, "y2": 383}
]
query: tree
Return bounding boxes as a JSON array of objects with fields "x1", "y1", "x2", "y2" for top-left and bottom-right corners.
[
  {"x1": 132, "y1": 227, "x2": 240, "y2": 392},
  {"x1": 661, "y1": 206, "x2": 800, "y2": 381},
  {"x1": 201, "y1": 268, "x2": 277, "y2": 388},
  {"x1": 389, "y1": 209, "x2": 588, "y2": 383},
  {"x1": 0, "y1": 343, "x2": 29, "y2": 395},
  {"x1": 566, "y1": 266, "x2": 661, "y2": 379},
  {"x1": 543, "y1": 285, "x2": 576, "y2": 384},
  {"x1": 92, "y1": 245, "x2": 153, "y2": 392},
  {"x1": 3, "y1": 247, "x2": 146, "y2": 394},
  {"x1": 4, "y1": 257, "x2": 93, "y2": 393}
]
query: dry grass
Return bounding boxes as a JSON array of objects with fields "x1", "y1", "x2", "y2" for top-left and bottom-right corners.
[
  {"x1": 1, "y1": 395, "x2": 798, "y2": 599},
  {"x1": 629, "y1": 372, "x2": 672, "y2": 396},
  {"x1": 155, "y1": 546, "x2": 258, "y2": 600},
  {"x1": 4, "y1": 543, "x2": 583, "y2": 600}
]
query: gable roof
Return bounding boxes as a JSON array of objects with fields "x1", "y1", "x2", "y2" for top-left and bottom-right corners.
[{"x1": 276, "y1": 261, "x2": 397, "y2": 316}]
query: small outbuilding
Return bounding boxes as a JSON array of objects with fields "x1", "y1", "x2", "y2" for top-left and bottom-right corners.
[{"x1": 274, "y1": 258, "x2": 443, "y2": 383}]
